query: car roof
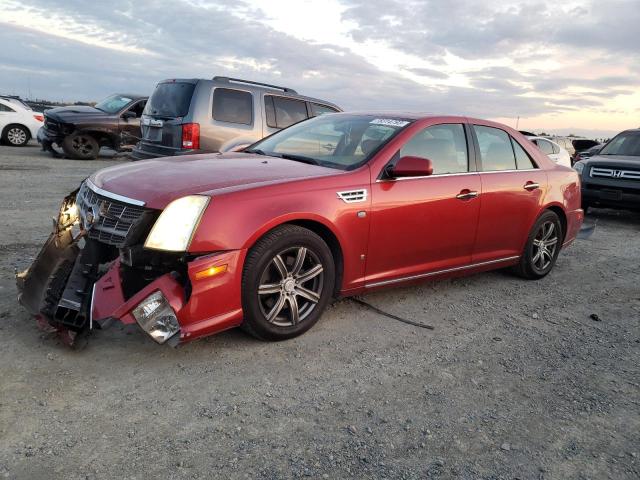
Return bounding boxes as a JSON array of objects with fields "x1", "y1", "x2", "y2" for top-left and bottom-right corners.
[
  {"x1": 155, "y1": 78, "x2": 341, "y2": 111},
  {"x1": 527, "y1": 135, "x2": 560, "y2": 145}
]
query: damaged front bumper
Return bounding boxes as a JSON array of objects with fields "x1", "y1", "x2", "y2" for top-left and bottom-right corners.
[{"x1": 16, "y1": 185, "x2": 245, "y2": 347}]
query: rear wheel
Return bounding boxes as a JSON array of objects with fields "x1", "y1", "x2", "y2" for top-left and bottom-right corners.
[
  {"x1": 3, "y1": 125, "x2": 29, "y2": 146},
  {"x1": 62, "y1": 133, "x2": 99, "y2": 160},
  {"x1": 514, "y1": 210, "x2": 562, "y2": 279},
  {"x1": 241, "y1": 225, "x2": 335, "y2": 340}
]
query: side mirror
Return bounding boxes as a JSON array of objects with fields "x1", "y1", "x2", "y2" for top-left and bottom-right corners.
[
  {"x1": 122, "y1": 110, "x2": 137, "y2": 120},
  {"x1": 387, "y1": 156, "x2": 433, "y2": 178}
]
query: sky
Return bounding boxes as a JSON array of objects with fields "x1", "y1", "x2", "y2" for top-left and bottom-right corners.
[{"x1": 0, "y1": 0, "x2": 638, "y2": 137}]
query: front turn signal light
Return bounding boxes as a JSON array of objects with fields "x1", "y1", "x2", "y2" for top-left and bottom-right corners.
[{"x1": 195, "y1": 264, "x2": 227, "y2": 280}]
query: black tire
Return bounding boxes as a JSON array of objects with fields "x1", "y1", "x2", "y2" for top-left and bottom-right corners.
[
  {"x1": 2, "y1": 124, "x2": 30, "y2": 146},
  {"x1": 241, "y1": 225, "x2": 335, "y2": 341},
  {"x1": 62, "y1": 133, "x2": 99, "y2": 160},
  {"x1": 514, "y1": 210, "x2": 563, "y2": 279}
]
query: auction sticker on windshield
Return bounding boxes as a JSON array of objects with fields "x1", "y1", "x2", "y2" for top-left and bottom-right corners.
[{"x1": 370, "y1": 118, "x2": 410, "y2": 127}]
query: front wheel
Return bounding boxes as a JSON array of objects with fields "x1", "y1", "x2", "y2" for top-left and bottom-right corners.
[
  {"x1": 62, "y1": 134, "x2": 99, "y2": 160},
  {"x1": 241, "y1": 225, "x2": 335, "y2": 341},
  {"x1": 514, "y1": 210, "x2": 563, "y2": 279}
]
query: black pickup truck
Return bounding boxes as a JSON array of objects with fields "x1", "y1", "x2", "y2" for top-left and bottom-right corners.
[
  {"x1": 39, "y1": 94, "x2": 147, "y2": 160},
  {"x1": 574, "y1": 128, "x2": 640, "y2": 211}
]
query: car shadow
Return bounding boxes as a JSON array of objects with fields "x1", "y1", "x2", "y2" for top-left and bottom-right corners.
[{"x1": 585, "y1": 207, "x2": 640, "y2": 228}]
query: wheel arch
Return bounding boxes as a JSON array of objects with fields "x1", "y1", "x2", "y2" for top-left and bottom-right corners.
[
  {"x1": 2, "y1": 123, "x2": 31, "y2": 140},
  {"x1": 244, "y1": 216, "x2": 345, "y2": 296},
  {"x1": 542, "y1": 203, "x2": 568, "y2": 244},
  {"x1": 75, "y1": 129, "x2": 118, "y2": 148}
]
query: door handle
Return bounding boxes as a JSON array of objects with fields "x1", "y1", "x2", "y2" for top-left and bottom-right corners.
[
  {"x1": 456, "y1": 190, "x2": 479, "y2": 200},
  {"x1": 524, "y1": 182, "x2": 540, "y2": 191}
]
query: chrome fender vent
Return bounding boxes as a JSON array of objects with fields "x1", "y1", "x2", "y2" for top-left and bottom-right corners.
[{"x1": 337, "y1": 189, "x2": 368, "y2": 203}]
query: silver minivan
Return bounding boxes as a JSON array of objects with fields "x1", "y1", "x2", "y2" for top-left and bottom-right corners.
[{"x1": 130, "y1": 76, "x2": 341, "y2": 160}]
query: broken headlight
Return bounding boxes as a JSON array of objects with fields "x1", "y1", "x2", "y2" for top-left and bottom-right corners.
[
  {"x1": 131, "y1": 291, "x2": 180, "y2": 344},
  {"x1": 56, "y1": 193, "x2": 79, "y2": 232}
]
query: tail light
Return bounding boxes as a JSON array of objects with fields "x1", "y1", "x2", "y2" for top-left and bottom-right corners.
[
  {"x1": 33, "y1": 114, "x2": 44, "y2": 122},
  {"x1": 182, "y1": 123, "x2": 200, "y2": 150}
]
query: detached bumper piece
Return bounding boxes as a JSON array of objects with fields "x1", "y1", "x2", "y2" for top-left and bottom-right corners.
[{"x1": 132, "y1": 291, "x2": 181, "y2": 344}]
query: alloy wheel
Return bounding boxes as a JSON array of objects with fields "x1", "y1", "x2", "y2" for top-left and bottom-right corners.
[
  {"x1": 72, "y1": 136, "x2": 95, "y2": 155},
  {"x1": 532, "y1": 221, "x2": 558, "y2": 271},
  {"x1": 7, "y1": 127, "x2": 27, "y2": 145},
  {"x1": 257, "y1": 246, "x2": 324, "y2": 327}
]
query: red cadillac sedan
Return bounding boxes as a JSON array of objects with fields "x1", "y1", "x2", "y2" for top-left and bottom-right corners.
[{"x1": 17, "y1": 113, "x2": 583, "y2": 346}]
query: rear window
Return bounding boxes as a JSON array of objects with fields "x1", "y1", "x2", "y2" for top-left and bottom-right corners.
[
  {"x1": 213, "y1": 88, "x2": 253, "y2": 125},
  {"x1": 474, "y1": 125, "x2": 517, "y2": 171},
  {"x1": 144, "y1": 82, "x2": 195, "y2": 118},
  {"x1": 265, "y1": 95, "x2": 308, "y2": 129},
  {"x1": 310, "y1": 103, "x2": 339, "y2": 117}
]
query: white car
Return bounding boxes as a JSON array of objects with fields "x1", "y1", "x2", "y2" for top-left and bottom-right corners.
[
  {"x1": 0, "y1": 96, "x2": 44, "y2": 146},
  {"x1": 526, "y1": 136, "x2": 571, "y2": 168}
]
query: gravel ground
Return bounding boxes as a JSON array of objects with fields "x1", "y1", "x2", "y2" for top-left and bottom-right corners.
[{"x1": 0, "y1": 143, "x2": 638, "y2": 480}]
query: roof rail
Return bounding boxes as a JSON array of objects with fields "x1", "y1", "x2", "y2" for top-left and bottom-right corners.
[{"x1": 212, "y1": 76, "x2": 297, "y2": 94}]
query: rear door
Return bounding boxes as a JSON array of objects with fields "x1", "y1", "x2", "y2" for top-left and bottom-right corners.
[
  {"x1": 119, "y1": 100, "x2": 146, "y2": 146},
  {"x1": 140, "y1": 81, "x2": 197, "y2": 155},
  {"x1": 472, "y1": 124, "x2": 547, "y2": 263}
]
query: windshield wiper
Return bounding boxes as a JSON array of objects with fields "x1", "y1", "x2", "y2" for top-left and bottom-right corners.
[
  {"x1": 279, "y1": 153, "x2": 321, "y2": 165},
  {"x1": 246, "y1": 148, "x2": 267, "y2": 155}
]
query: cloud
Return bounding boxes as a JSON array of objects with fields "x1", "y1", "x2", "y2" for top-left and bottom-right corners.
[{"x1": 0, "y1": 0, "x2": 637, "y2": 133}]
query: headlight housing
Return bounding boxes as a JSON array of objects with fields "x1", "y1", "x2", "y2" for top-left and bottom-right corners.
[
  {"x1": 573, "y1": 161, "x2": 585, "y2": 175},
  {"x1": 144, "y1": 195, "x2": 210, "y2": 252},
  {"x1": 131, "y1": 291, "x2": 180, "y2": 344}
]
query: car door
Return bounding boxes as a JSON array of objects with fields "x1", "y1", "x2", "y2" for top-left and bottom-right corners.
[
  {"x1": 119, "y1": 100, "x2": 146, "y2": 146},
  {"x1": 365, "y1": 122, "x2": 481, "y2": 286},
  {"x1": 0, "y1": 101, "x2": 16, "y2": 130},
  {"x1": 472, "y1": 124, "x2": 547, "y2": 263}
]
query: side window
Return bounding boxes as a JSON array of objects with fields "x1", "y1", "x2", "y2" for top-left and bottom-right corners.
[
  {"x1": 264, "y1": 95, "x2": 276, "y2": 127},
  {"x1": 551, "y1": 142, "x2": 560, "y2": 154},
  {"x1": 310, "y1": 103, "x2": 339, "y2": 117},
  {"x1": 212, "y1": 88, "x2": 253, "y2": 125},
  {"x1": 266, "y1": 95, "x2": 308, "y2": 129},
  {"x1": 128, "y1": 101, "x2": 146, "y2": 118},
  {"x1": 537, "y1": 139, "x2": 555, "y2": 155},
  {"x1": 473, "y1": 125, "x2": 517, "y2": 171},
  {"x1": 400, "y1": 123, "x2": 468, "y2": 175},
  {"x1": 511, "y1": 137, "x2": 536, "y2": 170},
  {"x1": 0, "y1": 103, "x2": 15, "y2": 112}
]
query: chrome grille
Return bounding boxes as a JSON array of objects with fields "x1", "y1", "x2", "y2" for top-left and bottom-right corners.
[
  {"x1": 76, "y1": 181, "x2": 146, "y2": 247},
  {"x1": 590, "y1": 167, "x2": 640, "y2": 181}
]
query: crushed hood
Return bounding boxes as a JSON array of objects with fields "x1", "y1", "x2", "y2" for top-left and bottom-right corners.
[{"x1": 90, "y1": 153, "x2": 340, "y2": 209}]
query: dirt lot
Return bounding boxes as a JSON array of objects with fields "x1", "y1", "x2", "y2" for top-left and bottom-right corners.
[{"x1": 0, "y1": 143, "x2": 638, "y2": 480}]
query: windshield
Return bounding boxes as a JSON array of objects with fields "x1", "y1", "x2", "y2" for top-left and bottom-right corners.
[
  {"x1": 143, "y1": 82, "x2": 195, "y2": 118},
  {"x1": 95, "y1": 94, "x2": 133, "y2": 114},
  {"x1": 600, "y1": 132, "x2": 640, "y2": 156},
  {"x1": 247, "y1": 114, "x2": 413, "y2": 170}
]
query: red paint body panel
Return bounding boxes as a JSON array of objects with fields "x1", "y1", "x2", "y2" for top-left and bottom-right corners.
[{"x1": 87, "y1": 114, "x2": 583, "y2": 343}]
